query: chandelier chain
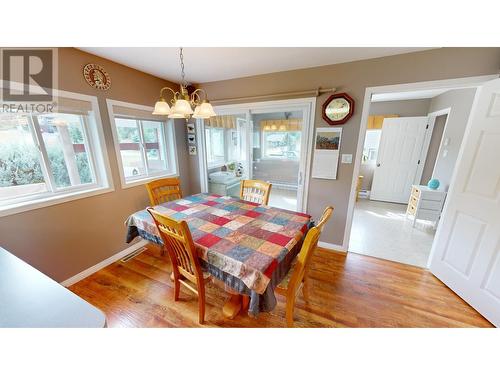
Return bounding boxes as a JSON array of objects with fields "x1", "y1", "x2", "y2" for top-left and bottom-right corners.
[{"x1": 179, "y1": 47, "x2": 187, "y2": 87}]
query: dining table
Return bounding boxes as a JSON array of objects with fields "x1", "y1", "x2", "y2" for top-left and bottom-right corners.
[{"x1": 125, "y1": 193, "x2": 311, "y2": 318}]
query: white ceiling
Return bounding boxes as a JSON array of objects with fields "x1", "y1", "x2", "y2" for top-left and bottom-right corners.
[
  {"x1": 371, "y1": 88, "x2": 450, "y2": 102},
  {"x1": 79, "y1": 47, "x2": 436, "y2": 84}
]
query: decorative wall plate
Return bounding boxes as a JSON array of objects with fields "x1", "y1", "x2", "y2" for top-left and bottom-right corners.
[
  {"x1": 83, "y1": 63, "x2": 111, "y2": 90},
  {"x1": 322, "y1": 92, "x2": 355, "y2": 125}
]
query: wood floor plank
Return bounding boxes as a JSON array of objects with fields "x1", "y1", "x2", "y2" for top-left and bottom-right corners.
[{"x1": 69, "y1": 246, "x2": 493, "y2": 328}]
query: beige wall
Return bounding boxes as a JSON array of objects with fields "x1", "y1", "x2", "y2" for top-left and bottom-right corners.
[
  {"x1": 196, "y1": 48, "x2": 500, "y2": 246},
  {"x1": 0, "y1": 48, "x2": 191, "y2": 282},
  {"x1": 427, "y1": 87, "x2": 477, "y2": 190},
  {"x1": 369, "y1": 98, "x2": 431, "y2": 117}
]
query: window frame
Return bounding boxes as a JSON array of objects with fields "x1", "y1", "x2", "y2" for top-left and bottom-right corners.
[
  {"x1": 106, "y1": 99, "x2": 179, "y2": 189},
  {"x1": 0, "y1": 82, "x2": 114, "y2": 217}
]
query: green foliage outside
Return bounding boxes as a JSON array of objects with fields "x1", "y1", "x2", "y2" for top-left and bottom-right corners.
[
  {"x1": 0, "y1": 142, "x2": 92, "y2": 188},
  {"x1": 0, "y1": 143, "x2": 44, "y2": 187},
  {"x1": 68, "y1": 125, "x2": 84, "y2": 143},
  {"x1": 117, "y1": 126, "x2": 140, "y2": 142}
]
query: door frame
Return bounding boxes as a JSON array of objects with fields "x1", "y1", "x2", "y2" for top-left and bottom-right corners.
[
  {"x1": 197, "y1": 97, "x2": 316, "y2": 213},
  {"x1": 424, "y1": 107, "x2": 452, "y2": 183},
  {"x1": 343, "y1": 74, "x2": 498, "y2": 250}
]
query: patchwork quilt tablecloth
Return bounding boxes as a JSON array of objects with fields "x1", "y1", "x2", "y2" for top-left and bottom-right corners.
[{"x1": 125, "y1": 193, "x2": 311, "y2": 315}]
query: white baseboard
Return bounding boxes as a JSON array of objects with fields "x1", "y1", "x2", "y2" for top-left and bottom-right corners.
[
  {"x1": 61, "y1": 239, "x2": 149, "y2": 287},
  {"x1": 318, "y1": 241, "x2": 346, "y2": 253}
]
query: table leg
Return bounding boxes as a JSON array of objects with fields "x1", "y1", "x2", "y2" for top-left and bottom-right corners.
[
  {"x1": 222, "y1": 293, "x2": 250, "y2": 319},
  {"x1": 222, "y1": 294, "x2": 242, "y2": 319},
  {"x1": 242, "y1": 295, "x2": 250, "y2": 310}
]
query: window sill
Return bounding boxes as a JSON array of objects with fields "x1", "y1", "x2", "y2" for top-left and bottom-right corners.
[
  {"x1": 0, "y1": 185, "x2": 115, "y2": 218},
  {"x1": 120, "y1": 172, "x2": 180, "y2": 189}
]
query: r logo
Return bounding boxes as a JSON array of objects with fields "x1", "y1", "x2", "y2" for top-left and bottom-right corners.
[{"x1": 1, "y1": 48, "x2": 55, "y2": 102}]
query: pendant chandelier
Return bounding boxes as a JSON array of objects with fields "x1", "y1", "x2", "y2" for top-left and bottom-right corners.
[{"x1": 152, "y1": 47, "x2": 216, "y2": 119}]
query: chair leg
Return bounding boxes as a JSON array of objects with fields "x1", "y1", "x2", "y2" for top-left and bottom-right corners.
[
  {"x1": 198, "y1": 288, "x2": 206, "y2": 324},
  {"x1": 286, "y1": 294, "x2": 296, "y2": 328},
  {"x1": 173, "y1": 278, "x2": 180, "y2": 301}
]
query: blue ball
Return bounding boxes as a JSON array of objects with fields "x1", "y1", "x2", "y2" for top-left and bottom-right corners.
[{"x1": 427, "y1": 179, "x2": 440, "y2": 190}]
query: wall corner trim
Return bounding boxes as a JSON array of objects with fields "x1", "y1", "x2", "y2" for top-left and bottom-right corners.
[
  {"x1": 318, "y1": 241, "x2": 346, "y2": 253},
  {"x1": 61, "y1": 239, "x2": 149, "y2": 287}
]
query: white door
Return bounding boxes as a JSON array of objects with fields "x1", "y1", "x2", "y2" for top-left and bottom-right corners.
[
  {"x1": 429, "y1": 78, "x2": 500, "y2": 327},
  {"x1": 370, "y1": 116, "x2": 429, "y2": 204}
]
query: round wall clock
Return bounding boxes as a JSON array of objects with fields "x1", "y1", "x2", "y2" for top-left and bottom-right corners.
[
  {"x1": 83, "y1": 63, "x2": 111, "y2": 90},
  {"x1": 322, "y1": 93, "x2": 355, "y2": 125}
]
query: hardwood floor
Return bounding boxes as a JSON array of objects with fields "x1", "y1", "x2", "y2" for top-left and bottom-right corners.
[{"x1": 69, "y1": 245, "x2": 493, "y2": 328}]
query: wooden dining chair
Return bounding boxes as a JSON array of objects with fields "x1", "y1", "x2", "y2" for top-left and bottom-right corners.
[
  {"x1": 276, "y1": 206, "x2": 334, "y2": 327},
  {"x1": 146, "y1": 177, "x2": 182, "y2": 206},
  {"x1": 276, "y1": 226, "x2": 321, "y2": 327},
  {"x1": 300, "y1": 205, "x2": 334, "y2": 299},
  {"x1": 239, "y1": 179, "x2": 272, "y2": 205},
  {"x1": 147, "y1": 207, "x2": 210, "y2": 324}
]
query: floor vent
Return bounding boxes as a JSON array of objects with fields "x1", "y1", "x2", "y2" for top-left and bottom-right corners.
[{"x1": 120, "y1": 247, "x2": 147, "y2": 263}]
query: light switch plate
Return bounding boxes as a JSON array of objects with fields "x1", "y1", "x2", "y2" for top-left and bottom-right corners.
[{"x1": 341, "y1": 154, "x2": 353, "y2": 164}]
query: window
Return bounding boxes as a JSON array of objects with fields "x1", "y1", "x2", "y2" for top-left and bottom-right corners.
[
  {"x1": 362, "y1": 130, "x2": 382, "y2": 164},
  {"x1": 204, "y1": 117, "x2": 245, "y2": 168},
  {"x1": 205, "y1": 127, "x2": 225, "y2": 166},
  {"x1": 107, "y1": 100, "x2": 178, "y2": 187},
  {"x1": 262, "y1": 131, "x2": 301, "y2": 160},
  {"x1": 0, "y1": 90, "x2": 112, "y2": 216}
]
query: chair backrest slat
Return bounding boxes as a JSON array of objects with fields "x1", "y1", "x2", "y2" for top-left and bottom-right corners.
[
  {"x1": 146, "y1": 177, "x2": 182, "y2": 206},
  {"x1": 240, "y1": 179, "x2": 272, "y2": 205},
  {"x1": 147, "y1": 208, "x2": 202, "y2": 284}
]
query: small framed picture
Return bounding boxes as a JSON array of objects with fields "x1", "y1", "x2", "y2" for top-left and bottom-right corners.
[
  {"x1": 187, "y1": 134, "x2": 196, "y2": 144},
  {"x1": 186, "y1": 123, "x2": 195, "y2": 134},
  {"x1": 189, "y1": 145, "x2": 197, "y2": 155}
]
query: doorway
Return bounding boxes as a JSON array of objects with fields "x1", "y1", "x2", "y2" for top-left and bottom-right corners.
[
  {"x1": 347, "y1": 82, "x2": 482, "y2": 268},
  {"x1": 197, "y1": 98, "x2": 316, "y2": 212}
]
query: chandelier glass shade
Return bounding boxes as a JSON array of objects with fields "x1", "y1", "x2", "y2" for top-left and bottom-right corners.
[{"x1": 152, "y1": 48, "x2": 216, "y2": 119}]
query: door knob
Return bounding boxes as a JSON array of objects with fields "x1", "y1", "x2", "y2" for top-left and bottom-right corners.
[{"x1": 376, "y1": 163, "x2": 381, "y2": 167}]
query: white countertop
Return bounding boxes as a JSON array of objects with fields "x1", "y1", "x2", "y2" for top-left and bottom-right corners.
[{"x1": 0, "y1": 247, "x2": 106, "y2": 328}]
